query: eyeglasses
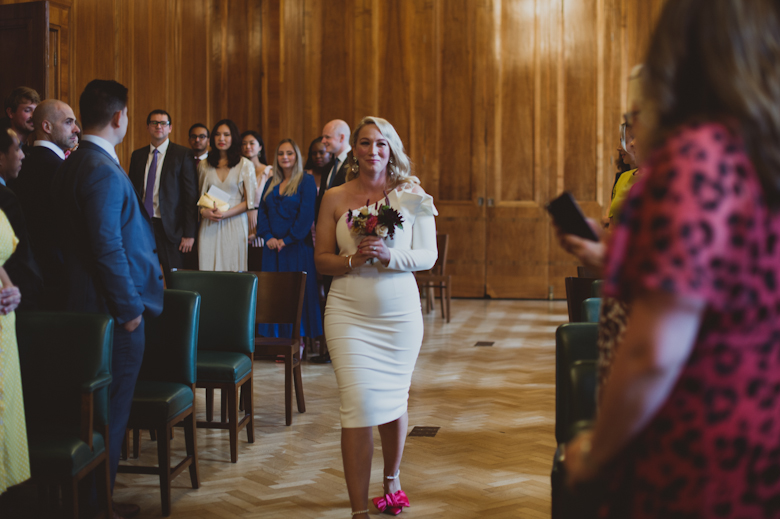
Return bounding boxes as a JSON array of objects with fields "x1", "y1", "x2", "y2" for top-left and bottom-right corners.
[
  {"x1": 189, "y1": 134, "x2": 208, "y2": 140},
  {"x1": 149, "y1": 121, "x2": 171, "y2": 127}
]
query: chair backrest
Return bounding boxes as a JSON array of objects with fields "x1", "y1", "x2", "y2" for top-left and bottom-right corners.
[
  {"x1": 169, "y1": 271, "x2": 257, "y2": 355},
  {"x1": 580, "y1": 297, "x2": 601, "y2": 323},
  {"x1": 568, "y1": 360, "x2": 597, "y2": 428},
  {"x1": 250, "y1": 271, "x2": 306, "y2": 341},
  {"x1": 17, "y1": 312, "x2": 114, "y2": 433},
  {"x1": 564, "y1": 276, "x2": 598, "y2": 322},
  {"x1": 433, "y1": 234, "x2": 449, "y2": 276},
  {"x1": 554, "y1": 322, "x2": 598, "y2": 444},
  {"x1": 140, "y1": 289, "x2": 201, "y2": 385}
]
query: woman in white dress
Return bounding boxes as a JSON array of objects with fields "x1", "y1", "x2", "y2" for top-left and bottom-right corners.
[
  {"x1": 198, "y1": 119, "x2": 257, "y2": 271},
  {"x1": 315, "y1": 117, "x2": 438, "y2": 518}
]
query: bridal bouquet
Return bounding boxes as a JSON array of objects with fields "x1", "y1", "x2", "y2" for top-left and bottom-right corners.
[{"x1": 346, "y1": 198, "x2": 404, "y2": 239}]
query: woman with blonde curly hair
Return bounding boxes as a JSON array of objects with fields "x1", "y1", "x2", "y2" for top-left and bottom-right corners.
[{"x1": 315, "y1": 117, "x2": 438, "y2": 518}]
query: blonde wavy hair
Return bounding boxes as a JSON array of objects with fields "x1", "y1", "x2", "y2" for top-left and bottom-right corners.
[
  {"x1": 264, "y1": 139, "x2": 305, "y2": 200},
  {"x1": 347, "y1": 116, "x2": 419, "y2": 189}
]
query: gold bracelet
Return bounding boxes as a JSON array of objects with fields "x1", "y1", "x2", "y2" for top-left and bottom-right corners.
[{"x1": 346, "y1": 255, "x2": 353, "y2": 271}]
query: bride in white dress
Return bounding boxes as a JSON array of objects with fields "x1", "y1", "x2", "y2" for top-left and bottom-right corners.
[{"x1": 315, "y1": 116, "x2": 438, "y2": 518}]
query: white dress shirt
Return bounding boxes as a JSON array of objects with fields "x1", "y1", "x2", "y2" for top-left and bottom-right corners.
[
  {"x1": 326, "y1": 146, "x2": 352, "y2": 189},
  {"x1": 142, "y1": 139, "x2": 169, "y2": 219},
  {"x1": 33, "y1": 140, "x2": 66, "y2": 160},
  {"x1": 196, "y1": 152, "x2": 208, "y2": 162},
  {"x1": 82, "y1": 135, "x2": 120, "y2": 164}
]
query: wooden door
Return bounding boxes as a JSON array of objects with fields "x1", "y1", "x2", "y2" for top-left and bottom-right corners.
[{"x1": 0, "y1": 1, "x2": 48, "y2": 102}]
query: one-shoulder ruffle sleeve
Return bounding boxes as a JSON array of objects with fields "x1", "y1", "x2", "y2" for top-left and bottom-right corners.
[{"x1": 386, "y1": 185, "x2": 438, "y2": 272}]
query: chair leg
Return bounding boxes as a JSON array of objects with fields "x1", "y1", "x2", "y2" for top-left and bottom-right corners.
[
  {"x1": 446, "y1": 283, "x2": 452, "y2": 323},
  {"x1": 227, "y1": 384, "x2": 239, "y2": 463},
  {"x1": 294, "y1": 360, "x2": 306, "y2": 414},
  {"x1": 238, "y1": 385, "x2": 245, "y2": 412},
  {"x1": 102, "y1": 446, "x2": 113, "y2": 518},
  {"x1": 285, "y1": 350, "x2": 294, "y2": 426},
  {"x1": 221, "y1": 389, "x2": 228, "y2": 423},
  {"x1": 64, "y1": 478, "x2": 78, "y2": 519},
  {"x1": 156, "y1": 425, "x2": 172, "y2": 517},
  {"x1": 244, "y1": 374, "x2": 255, "y2": 444},
  {"x1": 185, "y1": 410, "x2": 200, "y2": 489},
  {"x1": 150, "y1": 429, "x2": 157, "y2": 441},
  {"x1": 205, "y1": 387, "x2": 214, "y2": 422},
  {"x1": 121, "y1": 429, "x2": 129, "y2": 460},
  {"x1": 439, "y1": 283, "x2": 446, "y2": 320},
  {"x1": 133, "y1": 428, "x2": 140, "y2": 458}
]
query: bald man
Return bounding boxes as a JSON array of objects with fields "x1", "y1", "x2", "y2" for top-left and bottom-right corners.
[
  {"x1": 13, "y1": 99, "x2": 79, "y2": 309},
  {"x1": 316, "y1": 119, "x2": 352, "y2": 223}
]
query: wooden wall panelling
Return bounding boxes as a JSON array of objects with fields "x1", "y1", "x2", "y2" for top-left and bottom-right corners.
[
  {"x1": 0, "y1": 2, "x2": 48, "y2": 104},
  {"x1": 261, "y1": 0, "x2": 281, "y2": 153},
  {"x1": 436, "y1": 0, "x2": 486, "y2": 298},
  {"x1": 237, "y1": 0, "x2": 264, "y2": 136},
  {"x1": 485, "y1": 0, "x2": 550, "y2": 299},
  {"x1": 176, "y1": 0, "x2": 211, "y2": 146},
  {"x1": 301, "y1": 0, "x2": 322, "y2": 151},
  {"x1": 48, "y1": 2, "x2": 70, "y2": 102},
  {"x1": 316, "y1": 0, "x2": 354, "y2": 135}
]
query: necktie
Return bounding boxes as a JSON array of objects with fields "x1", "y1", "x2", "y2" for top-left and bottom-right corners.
[
  {"x1": 328, "y1": 159, "x2": 340, "y2": 189},
  {"x1": 144, "y1": 149, "x2": 158, "y2": 217}
]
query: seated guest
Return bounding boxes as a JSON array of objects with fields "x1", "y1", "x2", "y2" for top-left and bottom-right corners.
[
  {"x1": 188, "y1": 123, "x2": 209, "y2": 165},
  {"x1": 52, "y1": 79, "x2": 163, "y2": 519},
  {"x1": 13, "y1": 99, "x2": 79, "y2": 310},
  {"x1": 3, "y1": 87, "x2": 39, "y2": 147},
  {"x1": 256, "y1": 139, "x2": 323, "y2": 349},
  {"x1": 129, "y1": 109, "x2": 198, "y2": 286},
  {"x1": 563, "y1": 2, "x2": 780, "y2": 518},
  {"x1": 197, "y1": 119, "x2": 257, "y2": 271}
]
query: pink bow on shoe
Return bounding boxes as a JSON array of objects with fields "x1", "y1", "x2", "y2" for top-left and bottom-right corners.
[{"x1": 372, "y1": 490, "x2": 410, "y2": 515}]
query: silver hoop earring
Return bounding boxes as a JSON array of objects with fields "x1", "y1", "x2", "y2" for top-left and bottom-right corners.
[{"x1": 389, "y1": 156, "x2": 394, "y2": 164}]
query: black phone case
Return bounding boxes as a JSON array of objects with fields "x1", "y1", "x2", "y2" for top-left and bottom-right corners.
[{"x1": 546, "y1": 192, "x2": 599, "y2": 241}]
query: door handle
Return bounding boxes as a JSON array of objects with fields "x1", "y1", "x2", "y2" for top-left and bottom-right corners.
[
  {"x1": 477, "y1": 197, "x2": 484, "y2": 207},
  {"x1": 487, "y1": 198, "x2": 495, "y2": 207}
]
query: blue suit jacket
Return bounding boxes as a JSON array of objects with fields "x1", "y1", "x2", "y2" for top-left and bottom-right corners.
[{"x1": 52, "y1": 140, "x2": 163, "y2": 323}]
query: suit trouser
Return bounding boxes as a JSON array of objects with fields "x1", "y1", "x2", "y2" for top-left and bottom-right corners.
[
  {"x1": 152, "y1": 218, "x2": 183, "y2": 286},
  {"x1": 108, "y1": 319, "x2": 145, "y2": 489}
]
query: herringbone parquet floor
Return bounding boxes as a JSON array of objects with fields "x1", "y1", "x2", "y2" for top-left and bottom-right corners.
[{"x1": 8, "y1": 299, "x2": 567, "y2": 519}]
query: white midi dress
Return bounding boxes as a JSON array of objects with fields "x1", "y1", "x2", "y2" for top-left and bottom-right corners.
[{"x1": 325, "y1": 184, "x2": 438, "y2": 428}]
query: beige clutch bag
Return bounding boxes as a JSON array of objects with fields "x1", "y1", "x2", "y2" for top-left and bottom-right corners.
[{"x1": 197, "y1": 193, "x2": 230, "y2": 213}]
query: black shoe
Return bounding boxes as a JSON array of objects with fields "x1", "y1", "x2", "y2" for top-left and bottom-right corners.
[{"x1": 310, "y1": 352, "x2": 331, "y2": 364}]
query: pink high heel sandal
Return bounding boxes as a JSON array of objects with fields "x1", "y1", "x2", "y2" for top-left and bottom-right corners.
[{"x1": 372, "y1": 470, "x2": 410, "y2": 516}]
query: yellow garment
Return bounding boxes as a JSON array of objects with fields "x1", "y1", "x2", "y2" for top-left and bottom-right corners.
[
  {"x1": 609, "y1": 168, "x2": 640, "y2": 219},
  {"x1": 0, "y1": 209, "x2": 29, "y2": 494}
]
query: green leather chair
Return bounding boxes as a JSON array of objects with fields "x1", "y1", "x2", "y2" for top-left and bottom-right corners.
[
  {"x1": 591, "y1": 279, "x2": 604, "y2": 297},
  {"x1": 250, "y1": 271, "x2": 307, "y2": 426},
  {"x1": 581, "y1": 297, "x2": 602, "y2": 323},
  {"x1": 554, "y1": 322, "x2": 598, "y2": 444},
  {"x1": 552, "y1": 322, "x2": 599, "y2": 519},
  {"x1": 119, "y1": 290, "x2": 201, "y2": 516},
  {"x1": 169, "y1": 270, "x2": 257, "y2": 463},
  {"x1": 17, "y1": 312, "x2": 114, "y2": 519}
]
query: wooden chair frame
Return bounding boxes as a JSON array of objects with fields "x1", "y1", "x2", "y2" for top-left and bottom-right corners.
[
  {"x1": 415, "y1": 234, "x2": 451, "y2": 322},
  {"x1": 250, "y1": 271, "x2": 307, "y2": 426}
]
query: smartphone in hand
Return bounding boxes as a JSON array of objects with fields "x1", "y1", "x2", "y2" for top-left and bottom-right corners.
[{"x1": 546, "y1": 192, "x2": 599, "y2": 241}]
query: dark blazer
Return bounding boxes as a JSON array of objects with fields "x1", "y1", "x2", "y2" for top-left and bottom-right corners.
[
  {"x1": 128, "y1": 141, "x2": 198, "y2": 244},
  {"x1": 314, "y1": 150, "x2": 351, "y2": 223},
  {"x1": 13, "y1": 145, "x2": 65, "y2": 306},
  {"x1": 0, "y1": 184, "x2": 43, "y2": 310},
  {"x1": 51, "y1": 140, "x2": 163, "y2": 323}
]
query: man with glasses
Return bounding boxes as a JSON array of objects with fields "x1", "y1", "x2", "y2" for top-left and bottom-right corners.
[
  {"x1": 129, "y1": 109, "x2": 198, "y2": 285},
  {"x1": 188, "y1": 123, "x2": 209, "y2": 165}
]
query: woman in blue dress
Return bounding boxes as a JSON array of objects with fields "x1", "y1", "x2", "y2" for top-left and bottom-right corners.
[{"x1": 256, "y1": 138, "x2": 323, "y2": 345}]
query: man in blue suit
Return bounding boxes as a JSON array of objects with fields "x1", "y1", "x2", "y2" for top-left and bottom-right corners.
[{"x1": 52, "y1": 79, "x2": 163, "y2": 519}]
